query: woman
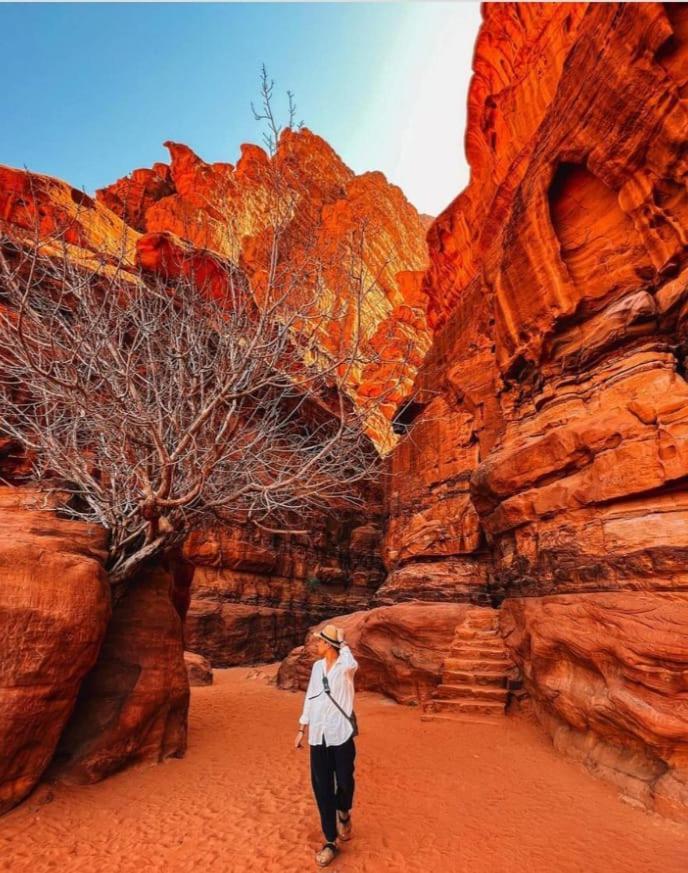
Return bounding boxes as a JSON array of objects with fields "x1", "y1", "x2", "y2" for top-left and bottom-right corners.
[{"x1": 295, "y1": 623, "x2": 358, "y2": 867}]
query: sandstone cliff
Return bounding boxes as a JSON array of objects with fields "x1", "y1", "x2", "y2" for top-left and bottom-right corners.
[
  {"x1": 383, "y1": 2, "x2": 688, "y2": 820},
  {"x1": 0, "y1": 124, "x2": 429, "y2": 810},
  {"x1": 98, "y1": 130, "x2": 431, "y2": 440}
]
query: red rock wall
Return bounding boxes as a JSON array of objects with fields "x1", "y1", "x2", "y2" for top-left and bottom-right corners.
[
  {"x1": 385, "y1": 2, "x2": 688, "y2": 819},
  {"x1": 1, "y1": 120, "x2": 429, "y2": 707},
  {"x1": 0, "y1": 488, "x2": 110, "y2": 813},
  {"x1": 51, "y1": 559, "x2": 189, "y2": 784},
  {"x1": 98, "y1": 129, "x2": 432, "y2": 440},
  {"x1": 183, "y1": 517, "x2": 384, "y2": 666}
]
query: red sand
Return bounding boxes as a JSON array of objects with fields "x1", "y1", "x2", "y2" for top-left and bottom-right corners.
[{"x1": 1, "y1": 665, "x2": 685, "y2": 873}]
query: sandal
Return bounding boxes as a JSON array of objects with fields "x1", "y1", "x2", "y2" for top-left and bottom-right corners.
[
  {"x1": 315, "y1": 842, "x2": 337, "y2": 867},
  {"x1": 336, "y1": 811, "x2": 352, "y2": 841}
]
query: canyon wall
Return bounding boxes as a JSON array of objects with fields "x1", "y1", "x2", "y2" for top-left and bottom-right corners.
[
  {"x1": 0, "y1": 482, "x2": 192, "y2": 809},
  {"x1": 0, "y1": 126, "x2": 428, "y2": 808},
  {"x1": 98, "y1": 129, "x2": 431, "y2": 443},
  {"x1": 384, "y1": 2, "x2": 688, "y2": 819},
  {"x1": 97, "y1": 129, "x2": 426, "y2": 666},
  {"x1": 183, "y1": 515, "x2": 384, "y2": 666}
]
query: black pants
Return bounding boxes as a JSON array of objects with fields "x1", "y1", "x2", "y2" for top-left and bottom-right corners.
[{"x1": 309, "y1": 736, "x2": 356, "y2": 843}]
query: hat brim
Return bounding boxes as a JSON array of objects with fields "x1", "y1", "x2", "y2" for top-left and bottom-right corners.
[{"x1": 313, "y1": 630, "x2": 341, "y2": 648}]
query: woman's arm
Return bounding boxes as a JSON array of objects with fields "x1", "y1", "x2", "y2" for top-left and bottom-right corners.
[
  {"x1": 295, "y1": 662, "x2": 317, "y2": 748},
  {"x1": 299, "y1": 662, "x2": 318, "y2": 725},
  {"x1": 338, "y1": 640, "x2": 358, "y2": 674}
]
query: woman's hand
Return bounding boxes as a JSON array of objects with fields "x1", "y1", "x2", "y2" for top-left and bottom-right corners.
[{"x1": 295, "y1": 729, "x2": 305, "y2": 749}]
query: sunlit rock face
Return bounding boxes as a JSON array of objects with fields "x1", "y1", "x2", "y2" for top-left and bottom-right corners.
[
  {"x1": 98, "y1": 129, "x2": 432, "y2": 441},
  {"x1": 0, "y1": 164, "x2": 140, "y2": 265},
  {"x1": 95, "y1": 129, "x2": 429, "y2": 667},
  {"x1": 1, "y1": 127, "x2": 424, "y2": 706},
  {"x1": 385, "y1": 2, "x2": 688, "y2": 819}
]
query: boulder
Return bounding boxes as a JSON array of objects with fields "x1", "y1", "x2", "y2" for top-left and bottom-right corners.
[
  {"x1": 184, "y1": 651, "x2": 213, "y2": 687},
  {"x1": 0, "y1": 488, "x2": 110, "y2": 814},
  {"x1": 278, "y1": 601, "x2": 469, "y2": 705},
  {"x1": 52, "y1": 559, "x2": 189, "y2": 784}
]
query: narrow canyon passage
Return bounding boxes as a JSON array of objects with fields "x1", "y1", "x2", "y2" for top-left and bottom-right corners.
[{"x1": 1, "y1": 668, "x2": 684, "y2": 873}]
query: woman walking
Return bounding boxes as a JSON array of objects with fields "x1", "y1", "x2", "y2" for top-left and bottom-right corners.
[{"x1": 295, "y1": 624, "x2": 358, "y2": 867}]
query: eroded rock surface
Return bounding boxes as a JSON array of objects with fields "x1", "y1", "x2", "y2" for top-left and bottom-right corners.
[
  {"x1": 1, "y1": 127, "x2": 429, "y2": 699},
  {"x1": 52, "y1": 560, "x2": 189, "y2": 784},
  {"x1": 385, "y1": 2, "x2": 688, "y2": 819},
  {"x1": 501, "y1": 593, "x2": 688, "y2": 815},
  {"x1": 184, "y1": 518, "x2": 384, "y2": 666},
  {"x1": 277, "y1": 602, "x2": 469, "y2": 704},
  {"x1": 98, "y1": 130, "x2": 432, "y2": 443},
  {"x1": 0, "y1": 488, "x2": 110, "y2": 813}
]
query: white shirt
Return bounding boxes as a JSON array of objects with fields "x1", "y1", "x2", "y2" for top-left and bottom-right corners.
[{"x1": 299, "y1": 643, "x2": 358, "y2": 746}]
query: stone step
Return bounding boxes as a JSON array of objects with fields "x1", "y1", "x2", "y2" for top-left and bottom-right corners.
[
  {"x1": 449, "y1": 643, "x2": 506, "y2": 657},
  {"x1": 435, "y1": 683, "x2": 508, "y2": 702},
  {"x1": 449, "y1": 637, "x2": 504, "y2": 652},
  {"x1": 424, "y1": 699, "x2": 506, "y2": 717},
  {"x1": 445, "y1": 656, "x2": 511, "y2": 673},
  {"x1": 442, "y1": 669, "x2": 506, "y2": 686},
  {"x1": 420, "y1": 713, "x2": 502, "y2": 726},
  {"x1": 465, "y1": 618, "x2": 499, "y2": 631},
  {"x1": 445, "y1": 650, "x2": 509, "y2": 666},
  {"x1": 454, "y1": 628, "x2": 501, "y2": 641},
  {"x1": 465, "y1": 609, "x2": 499, "y2": 620}
]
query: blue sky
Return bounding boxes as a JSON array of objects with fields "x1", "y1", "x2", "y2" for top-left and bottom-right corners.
[{"x1": 0, "y1": 2, "x2": 481, "y2": 216}]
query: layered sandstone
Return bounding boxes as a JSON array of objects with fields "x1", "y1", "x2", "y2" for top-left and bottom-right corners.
[
  {"x1": 385, "y1": 2, "x2": 688, "y2": 819},
  {"x1": 500, "y1": 593, "x2": 688, "y2": 817},
  {"x1": 0, "y1": 164, "x2": 139, "y2": 265},
  {"x1": 52, "y1": 560, "x2": 190, "y2": 785},
  {"x1": 51, "y1": 562, "x2": 189, "y2": 783},
  {"x1": 0, "y1": 123, "x2": 429, "y2": 804},
  {"x1": 183, "y1": 517, "x2": 384, "y2": 666}
]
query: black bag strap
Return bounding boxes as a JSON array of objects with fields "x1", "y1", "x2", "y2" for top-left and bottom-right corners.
[{"x1": 323, "y1": 677, "x2": 355, "y2": 725}]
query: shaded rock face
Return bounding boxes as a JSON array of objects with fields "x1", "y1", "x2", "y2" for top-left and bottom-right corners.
[
  {"x1": 385, "y1": 3, "x2": 688, "y2": 819},
  {"x1": 277, "y1": 602, "x2": 469, "y2": 705},
  {"x1": 52, "y1": 559, "x2": 189, "y2": 785},
  {"x1": 500, "y1": 594, "x2": 688, "y2": 817},
  {"x1": 183, "y1": 517, "x2": 384, "y2": 666},
  {"x1": 0, "y1": 488, "x2": 110, "y2": 814}
]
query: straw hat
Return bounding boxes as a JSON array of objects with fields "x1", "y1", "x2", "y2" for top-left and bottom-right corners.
[{"x1": 314, "y1": 623, "x2": 343, "y2": 649}]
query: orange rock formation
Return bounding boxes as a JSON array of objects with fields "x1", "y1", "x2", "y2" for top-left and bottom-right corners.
[
  {"x1": 98, "y1": 130, "x2": 431, "y2": 435},
  {"x1": 0, "y1": 488, "x2": 110, "y2": 815},
  {"x1": 0, "y1": 128, "x2": 428, "y2": 811},
  {"x1": 5, "y1": 0, "x2": 688, "y2": 829},
  {"x1": 384, "y1": 2, "x2": 688, "y2": 820}
]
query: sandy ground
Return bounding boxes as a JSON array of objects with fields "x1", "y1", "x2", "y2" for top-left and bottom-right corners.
[{"x1": 1, "y1": 665, "x2": 686, "y2": 873}]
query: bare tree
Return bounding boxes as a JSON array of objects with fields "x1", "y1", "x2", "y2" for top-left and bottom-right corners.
[
  {"x1": 0, "y1": 228, "x2": 390, "y2": 587},
  {"x1": 0, "y1": 75, "x2": 419, "y2": 590}
]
